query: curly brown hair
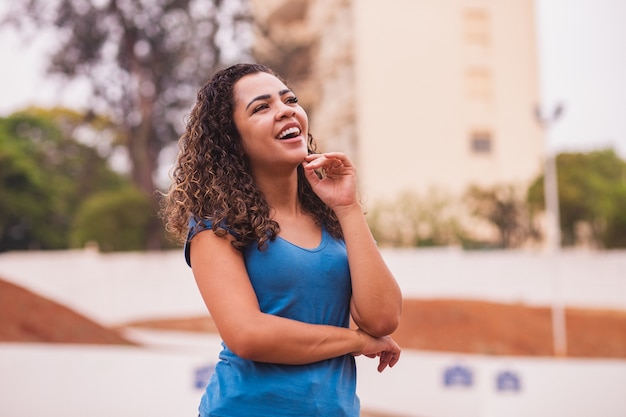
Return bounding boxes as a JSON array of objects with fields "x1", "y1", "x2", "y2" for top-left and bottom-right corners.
[{"x1": 160, "y1": 63, "x2": 342, "y2": 250}]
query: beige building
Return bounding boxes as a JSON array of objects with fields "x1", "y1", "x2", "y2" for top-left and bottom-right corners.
[{"x1": 251, "y1": 0, "x2": 544, "y2": 207}]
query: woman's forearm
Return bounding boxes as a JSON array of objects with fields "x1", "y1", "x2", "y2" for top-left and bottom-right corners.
[
  {"x1": 224, "y1": 313, "x2": 366, "y2": 364},
  {"x1": 224, "y1": 312, "x2": 400, "y2": 372},
  {"x1": 335, "y1": 204, "x2": 403, "y2": 337}
]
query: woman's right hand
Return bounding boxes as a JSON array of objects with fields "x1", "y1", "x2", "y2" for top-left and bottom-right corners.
[{"x1": 353, "y1": 329, "x2": 401, "y2": 372}]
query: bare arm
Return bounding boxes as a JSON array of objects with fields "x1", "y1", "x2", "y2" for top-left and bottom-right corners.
[
  {"x1": 339, "y1": 204, "x2": 403, "y2": 337},
  {"x1": 189, "y1": 229, "x2": 400, "y2": 371},
  {"x1": 303, "y1": 152, "x2": 403, "y2": 337}
]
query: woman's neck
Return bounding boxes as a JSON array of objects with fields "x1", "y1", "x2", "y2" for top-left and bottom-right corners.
[{"x1": 254, "y1": 170, "x2": 301, "y2": 216}]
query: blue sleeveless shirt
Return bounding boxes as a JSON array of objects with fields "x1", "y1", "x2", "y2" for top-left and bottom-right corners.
[{"x1": 185, "y1": 219, "x2": 359, "y2": 417}]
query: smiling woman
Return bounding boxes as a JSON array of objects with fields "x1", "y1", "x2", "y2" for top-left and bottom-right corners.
[{"x1": 160, "y1": 63, "x2": 403, "y2": 417}]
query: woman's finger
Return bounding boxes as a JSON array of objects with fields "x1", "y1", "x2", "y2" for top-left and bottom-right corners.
[{"x1": 304, "y1": 152, "x2": 352, "y2": 170}]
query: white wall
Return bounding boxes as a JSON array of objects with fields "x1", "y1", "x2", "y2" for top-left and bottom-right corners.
[
  {"x1": 0, "y1": 248, "x2": 205, "y2": 325},
  {"x1": 2, "y1": 341, "x2": 625, "y2": 417},
  {"x1": 356, "y1": 350, "x2": 626, "y2": 417},
  {"x1": 380, "y1": 247, "x2": 626, "y2": 309},
  {"x1": 1, "y1": 248, "x2": 625, "y2": 328},
  {"x1": 0, "y1": 343, "x2": 214, "y2": 417}
]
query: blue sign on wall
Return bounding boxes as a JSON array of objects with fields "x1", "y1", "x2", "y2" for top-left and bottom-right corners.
[
  {"x1": 496, "y1": 370, "x2": 522, "y2": 392},
  {"x1": 443, "y1": 364, "x2": 473, "y2": 387},
  {"x1": 194, "y1": 363, "x2": 215, "y2": 389}
]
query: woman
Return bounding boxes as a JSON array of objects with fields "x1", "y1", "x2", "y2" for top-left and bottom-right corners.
[{"x1": 161, "y1": 63, "x2": 402, "y2": 417}]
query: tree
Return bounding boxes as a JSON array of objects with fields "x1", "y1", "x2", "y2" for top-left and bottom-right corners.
[
  {"x1": 70, "y1": 187, "x2": 154, "y2": 252},
  {"x1": 0, "y1": 109, "x2": 130, "y2": 251},
  {"x1": 3, "y1": 0, "x2": 253, "y2": 248},
  {"x1": 528, "y1": 149, "x2": 626, "y2": 248},
  {"x1": 367, "y1": 190, "x2": 467, "y2": 248},
  {"x1": 0, "y1": 121, "x2": 51, "y2": 250},
  {"x1": 464, "y1": 184, "x2": 532, "y2": 249},
  {"x1": 604, "y1": 186, "x2": 626, "y2": 248}
]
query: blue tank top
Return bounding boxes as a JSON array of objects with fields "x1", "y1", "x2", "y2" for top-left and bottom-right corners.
[{"x1": 185, "y1": 219, "x2": 359, "y2": 417}]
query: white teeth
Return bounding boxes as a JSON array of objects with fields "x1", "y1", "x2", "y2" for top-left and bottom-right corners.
[{"x1": 278, "y1": 127, "x2": 300, "y2": 139}]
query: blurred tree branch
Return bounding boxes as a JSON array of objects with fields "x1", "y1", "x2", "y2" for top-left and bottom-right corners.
[{"x1": 2, "y1": 0, "x2": 253, "y2": 248}]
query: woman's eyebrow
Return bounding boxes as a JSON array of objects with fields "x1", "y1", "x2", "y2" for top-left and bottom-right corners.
[
  {"x1": 246, "y1": 94, "x2": 270, "y2": 110},
  {"x1": 245, "y1": 89, "x2": 294, "y2": 110}
]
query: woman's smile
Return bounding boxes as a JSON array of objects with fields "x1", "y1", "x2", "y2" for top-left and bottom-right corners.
[{"x1": 277, "y1": 125, "x2": 301, "y2": 140}]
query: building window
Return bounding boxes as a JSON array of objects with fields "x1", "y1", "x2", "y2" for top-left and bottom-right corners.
[
  {"x1": 470, "y1": 131, "x2": 492, "y2": 154},
  {"x1": 463, "y1": 8, "x2": 490, "y2": 46},
  {"x1": 466, "y1": 67, "x2": 492, "y2": 101}
]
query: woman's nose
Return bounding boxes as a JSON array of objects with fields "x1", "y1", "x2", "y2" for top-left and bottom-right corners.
[{"x1": 276, "y1": 103, "x2": 296, "y2": 119}]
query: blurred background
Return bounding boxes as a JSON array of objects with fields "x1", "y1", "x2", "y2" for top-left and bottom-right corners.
[{"x1": 1, "y1": 1, "x2": 625, "y2": 416}]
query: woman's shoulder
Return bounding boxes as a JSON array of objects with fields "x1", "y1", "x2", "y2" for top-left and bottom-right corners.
[
  {"x1": 184, "y1": 216, "x2": 244, "y2": 266},
  {"x1": 184, "y1": 217, "x2": 215, "y2": 266}
]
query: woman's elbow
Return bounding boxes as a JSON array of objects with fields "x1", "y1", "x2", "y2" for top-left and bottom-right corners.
[
  {"x1": 222, "y1": 327, "x2": 263, "y2": 360},
  {"x1": 359, "y1": 313, "x2": 401, "y2": 338},
  {"x1": 375, "y1": 316, "x2": 401, "y2": 338}
]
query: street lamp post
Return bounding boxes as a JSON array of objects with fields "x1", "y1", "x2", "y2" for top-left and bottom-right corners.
[
  {"x1": 536, "y1": 104, "x2": 564, "y2": 252},
  {"x1": 535, "y1": 103, "x2": 567, "y2": 357}
]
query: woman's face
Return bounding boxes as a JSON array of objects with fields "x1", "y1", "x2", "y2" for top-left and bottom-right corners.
[{"x1": 232, "y1": 71, "x2": 309, "y2": 175}]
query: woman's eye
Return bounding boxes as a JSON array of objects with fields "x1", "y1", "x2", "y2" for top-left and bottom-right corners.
[
  {"x1": 286, "y1": 96, "x2": 298, "y2": 104},
  {"x1": 252, "y1": 103, "x2": 269, "y2": 114}
]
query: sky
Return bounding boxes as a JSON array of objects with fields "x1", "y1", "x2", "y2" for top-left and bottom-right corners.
[
  {"x1": 1, "y1": 0, "x2": 625, "y2": 158},
  {"x1": 534, "y1": 0, "x2": 626, "y2": 157}
]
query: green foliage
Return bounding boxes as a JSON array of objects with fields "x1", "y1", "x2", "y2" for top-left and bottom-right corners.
[
  {"x1": 604, "y1": 186, "x2": 626, "y2": 248},
  {"x1": 464, "y1": 184, "x2": 532, "y2": 249},
  {"x1": 3, "y1": 0, "x2": 251, "y2": 189},
  {"x1": 367, "y1": 185, "x2": 535, "y2": 250},
  {"x1": 0, "y1": 110, "x2": 133, "y2": 251},
  {"x1": 0, "y1": 126, "x2": 51, "y2": 250},
  {"x1": 70, "y1": 187, "x2": 153, "y2": 252},
  {"x1": 367, "y1": 190, "x2": 467, "y2": 248},
  {"x1": 527, "y1": 149, "x2": 626, "y2": 247}
]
